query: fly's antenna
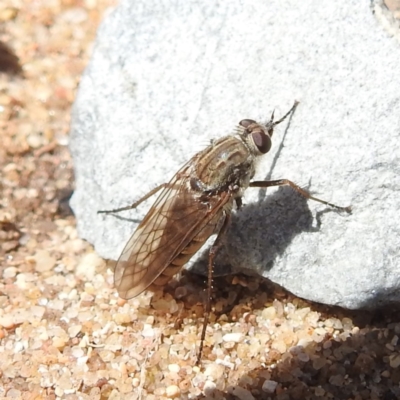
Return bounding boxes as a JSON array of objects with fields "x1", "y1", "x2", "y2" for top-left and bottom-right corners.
[{"x1": 272, "y1": 100, "x2": 299, "y2": 127}]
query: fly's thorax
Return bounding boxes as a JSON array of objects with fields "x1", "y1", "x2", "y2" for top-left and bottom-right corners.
[{"x1": 192, "y1": 135, "x2": 256, "y2": 192}]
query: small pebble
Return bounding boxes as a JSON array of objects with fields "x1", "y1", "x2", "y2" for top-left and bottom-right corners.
[
  {"x1": 203, "y1": 380, "x2": 216, "y2": 395},
  {"x1": 315, "y1": 386, "x2": 325, "y2": 396},
  {"x1": 222, "y1": 332, "x2": 243, "y2": 343},
  {"x1": 271, "y1": 340, "x2": 287, "y2": 354},
  {"x1": 297, "y1": 352, "x2": 310, "y2": 362},
  {"x1": 262, "y1": 306, "x2": 276, "y2": 320},
  {"x1": 34, "y1": 250, "x2": 56, "y2": 272},
  {"x1": 76, "y1": 252, "x2": 104, "y2": 280},
  {"x1": 381, "y1": 370, "x2": 390, "y2": 378},
  {"x1": 3, "y1": 266, "x2": 17, "y2": 279},
  {"x1": 228, "y1": 386, "x2": 255, "y2": 400},
  {"x1": 262, "y1": 380, "x2": 278, "y2": 393},
  {"x1": 204, "y1": 364, "x2": 225, "y2": 380},
  {"x1": 174, "y1": 286, "x2": 187, "y2": 298},
  {"x1": 72, "y1": 347, "x2": 84, "y2": 358},
  {"x1": 168, "y1": 364, "x2": 180, "y2": 373},
  {"x1": 141, "y1": 324, "x2": 155, "y2": 338},
  {"x1": 313, "y1": 357, "x2": 327, "y2": 370},
  {"x1": 389, "y1": 354, "x2": 400, "y2": 368},
  {"x1": 165, "y1": 385, "x2": 180, "y2": 398}
]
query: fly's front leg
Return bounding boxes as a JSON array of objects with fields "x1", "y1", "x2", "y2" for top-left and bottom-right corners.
[
  {"x1": 197, "y1": 212, "x2": 231, "y2": 365},
  {"x1": 98, "y1": 183, "x2": 168, "y2": 214},
  {"x1": 250, "y1": 179, "x2": 351, "y2": 213}
]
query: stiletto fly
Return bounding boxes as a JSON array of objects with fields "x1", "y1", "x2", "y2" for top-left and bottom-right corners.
[{"x1": 98, "y1": 101, "x2": 351, "y2": 363}]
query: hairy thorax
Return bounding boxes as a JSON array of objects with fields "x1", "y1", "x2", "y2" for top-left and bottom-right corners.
[{"x1": 191, "y1": 135, "x2": 256, "y2": 197}]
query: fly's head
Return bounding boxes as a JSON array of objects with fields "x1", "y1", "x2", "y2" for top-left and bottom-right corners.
[
  {"x1": 239, "y1": 101, "x2": 298, "y2": 158},
  {"x1": 239, "y1": 119, "x2": 272, "y2": 157}
]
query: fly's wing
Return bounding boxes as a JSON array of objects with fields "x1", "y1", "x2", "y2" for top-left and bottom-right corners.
[{"x1": 114, "y1": 162, "x2": 230, "y2": 299}]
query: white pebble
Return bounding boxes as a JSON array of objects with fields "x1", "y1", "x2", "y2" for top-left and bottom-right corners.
[
  {"x1": 141, "y1": 324, "x2": 155, "y2": 338},
  {"x1": 222, "y1": 333, "x2": 243, "y2": 343},
  {"x1": 72, "y1": 347, "x2": 84, "y2": 358},
  {"x1": 3, "y1": 266, "x2": 17, "y2": 279},
  {"x1": 165, "y1": 385, "x2": 180, "y2": 398},
  {"x1": 14, "y1": 341, "x2": 25, "y2": 353},
  {"x1": 76, "y1": 252, "x2": 104, "y2": 280},
  {"x1": 168, "y1": 364, "x2": 180, "y2": 373}
]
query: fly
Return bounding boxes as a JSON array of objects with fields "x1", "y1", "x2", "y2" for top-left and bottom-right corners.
[{"x1": 98, "y1": 101, "x2": 351, "y2": 363}]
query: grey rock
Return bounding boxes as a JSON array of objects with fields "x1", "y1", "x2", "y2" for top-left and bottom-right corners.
[{"x1": 70, "y1": 0, "x2": 400, "y2": 309}]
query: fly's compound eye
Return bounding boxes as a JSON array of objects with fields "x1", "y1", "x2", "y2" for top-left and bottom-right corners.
[
  {"x1": 239, "y1": 119, "x2": 257, "y2": 129},
  {"x1": 251, "y1": 129, "x2": 272, "y2": 154}
]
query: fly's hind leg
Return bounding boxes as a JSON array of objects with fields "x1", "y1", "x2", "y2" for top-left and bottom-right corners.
[
  {"x1": 98, "y1": 183, "x2": 168, "y2": 214},
  {"x1": 249, "y1": 179, "x2": 351, "y2": 212},
  {"x1": 197, "y1": 212, "x2": 231, "y2": 365}
]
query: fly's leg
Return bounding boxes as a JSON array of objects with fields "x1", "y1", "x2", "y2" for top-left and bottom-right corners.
[
  {"x1": 235, "y1": 197, "x2": 243, "y2": 210},
  {"x1": 98, "y1": 183, "x2": 168, "y2": 214},
  {"x1": 197, "y1": 212, "x2": 231, "y2": 365},
  {"x1": 249, "y1": 179, "x2": 351, "y2": 213}
]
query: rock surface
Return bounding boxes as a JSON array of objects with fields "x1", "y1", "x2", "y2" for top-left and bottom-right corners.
[{"x1": 70, "y1": 0, "x2": 400, "y2": 309}]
